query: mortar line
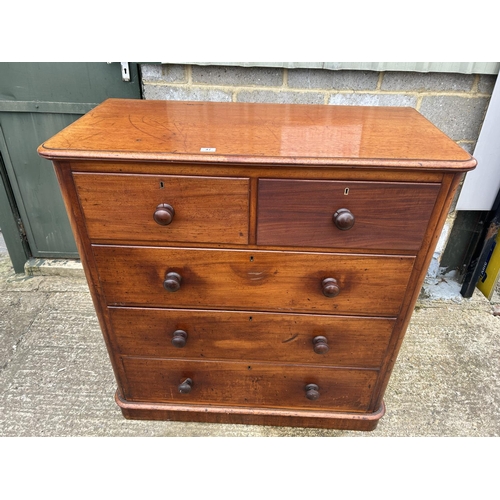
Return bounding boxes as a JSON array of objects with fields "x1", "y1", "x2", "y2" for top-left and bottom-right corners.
[
  {"x1": 143, "y1": 81, "x2": 494, "y2": 98},
  {"x1": 377, "y1": 72, "x2": 384, "y2": 90}
]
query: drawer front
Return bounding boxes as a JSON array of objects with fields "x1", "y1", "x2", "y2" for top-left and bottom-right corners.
[
  {"x1": 109, "y1": 307, "x2": 396, "y2": 368},
  {"x1": 121, "y1": 357, "x2": 377, "y2": 412},
  {"x1": 94, "y1": 246, "x2": 414, "y2": 316},
  {"x1": 257, "y1": 179, "x2": 440, "y2": 251},
  {"x1": 73, "y1": 173, "x2": 249, "y2": 244}
]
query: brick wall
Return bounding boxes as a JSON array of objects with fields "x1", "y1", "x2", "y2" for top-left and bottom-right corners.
[{"x1": 140, "y1": 63, "x2": 498, "y2": 278}]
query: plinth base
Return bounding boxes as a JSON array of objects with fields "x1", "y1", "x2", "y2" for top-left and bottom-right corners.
[{"x1": 116, "y1": 391, "x2": 385, "y2": 431}]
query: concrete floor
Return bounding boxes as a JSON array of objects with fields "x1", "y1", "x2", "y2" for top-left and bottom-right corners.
[{"x1": 0, "y1": 236, "x2": 499, "y2": 436}]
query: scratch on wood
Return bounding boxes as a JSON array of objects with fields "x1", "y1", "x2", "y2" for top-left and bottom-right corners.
[{"x1": 282, "y1": 334, "x2": 299, "y2": 343}]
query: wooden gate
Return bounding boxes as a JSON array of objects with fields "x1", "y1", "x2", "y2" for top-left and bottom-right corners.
[{"x1": 0, "y1": 62, "x2": 141, "y2": 271}]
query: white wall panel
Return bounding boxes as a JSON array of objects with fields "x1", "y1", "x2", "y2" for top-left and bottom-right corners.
[
  {"x1": 173, "y1": 62, "x2": 500, "y2": 74},
  {"x1": 457, "y1": 79, "x2": 500, "y2": 210}
]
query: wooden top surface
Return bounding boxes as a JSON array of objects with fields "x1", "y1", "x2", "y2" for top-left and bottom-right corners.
[{"x1": 38, "y1": 98, "x2": 476, "y2": 170}]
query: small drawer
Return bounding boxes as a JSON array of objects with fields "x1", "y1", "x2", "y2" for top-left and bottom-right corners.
[
  {"x1": 73, "y1": 173, "x2": 249, "y2": 245},
  {"x1": 257, "y1": 179, "x2": 441, "y2": 251},
  {"x1": 120, "y1": 357, "x2": 378, "y2": 412},
  {"x1": 94, "y1": 246, "x2": 414, "y2": 317},
  {"x1": 109, "y1": 307, "x2": 396, "y2": 368}
]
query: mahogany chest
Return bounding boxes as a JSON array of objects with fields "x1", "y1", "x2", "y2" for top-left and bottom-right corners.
[{"x1": 38, "y1": 99, "x2": 476, "y2": 430}]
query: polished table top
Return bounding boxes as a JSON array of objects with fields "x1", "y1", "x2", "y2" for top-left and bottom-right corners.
[{"x1": 39, "y1": 98, "x2": 475, "y2": 170}]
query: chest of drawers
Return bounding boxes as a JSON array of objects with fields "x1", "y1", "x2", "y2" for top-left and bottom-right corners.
[{"x1": 38, "y1": 99, "x2": 476, "y2": 431}]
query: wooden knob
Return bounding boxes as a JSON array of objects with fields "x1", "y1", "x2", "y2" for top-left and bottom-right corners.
[
  {"x1": 178, "y1": 378, "x2": 192, "y2": 394},
  {"x1": 171, "y1": 330, "x2": 188, "y2": 348},
  {"x1": 305, "y1": 383, "x2": 320, "y2": 401},
  {"x1": 313, "y1": 336, "x2": 329, "y2": 354},
  {"x1": 333, "y1": 208, "x2": 355, "y2": 230},
  {"x1": 164, "y1": 272, "x2": 182, "y2": 292},
  {"x1": 322, "y1": 278, "x2": 340, "y2": 298},
  {"x1": 154, "y1": 203, "x2": 175, "y2": 225}
]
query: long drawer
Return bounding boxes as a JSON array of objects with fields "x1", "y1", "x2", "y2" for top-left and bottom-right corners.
[
  {"x1": 257, "y1": 179, "x2": 440, "y2": 251},
  {"x1": 109, "y1": 307, "x2": 396, "y2": 368},
  {"x1": 94, "y1": 246, "x2": 415, "y2": 316},
  {"x1": 120, "y1": 357, "x2": 378, "y2": 412},
  {"x1": 73, "y1": 173, "x2": 250, "y2": 245}
]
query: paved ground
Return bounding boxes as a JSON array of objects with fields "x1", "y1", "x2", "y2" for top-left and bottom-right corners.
[{"x1": 0, "y1": 233, "x2": 499, "y2": 436}]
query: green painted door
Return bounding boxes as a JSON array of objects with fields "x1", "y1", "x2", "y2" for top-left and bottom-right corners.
[{"x1": 0, "y1": 62, "x2": 142, "y2": 272}]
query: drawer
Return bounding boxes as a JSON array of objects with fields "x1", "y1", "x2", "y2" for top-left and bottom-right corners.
[
  {"x1": 120, "y1": 357, "x2": 378, "y2": 412},
  {"x1": 73, "y1": 173, "x2": 249, "y2": 245},
  {"x1": 257, "y1": 179, "x2": 440, "y2": 251},
  {"x1": 94, "y1": 246, "x2": 414, "y2": 316},
  {"x1": 109, "y1": 307, "x2": 396, "y2": 368}
]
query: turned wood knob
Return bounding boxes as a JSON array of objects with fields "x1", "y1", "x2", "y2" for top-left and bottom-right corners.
[
  {"x1": 313, "y1": 336, "x2": 329, "y2": 354},
  {"x1": 171, "y1": 330, "x2": 188, "y2": 348},
  {"x1": 178, "y1": 378, "x2": 192, "y2": 394},
  {"x1": 333, "y1": 208, "x2": 355, "y2": 230},
  {"x1": 154, "y1": 203, "x2": 175, "y2": 225},
  {"x1": 305, "y1": 383, "x2": 320, "y2": 401},
  {"x1": 163, "y1": 272, "x2": 182, "y2": 292},
  {"x1": 322, "y1": 278, "x2": 340, "y2": 298}
]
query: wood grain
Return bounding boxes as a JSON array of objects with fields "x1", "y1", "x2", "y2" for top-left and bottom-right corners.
[
  {"x1": 73, "y1": 173, "x2": 249, "y2": 245},
  {"x1": 93, "y1": 246, "x2": 415, "y2": 316},
  {"x1": 108, "y1": 307, "x2": 396, "y2": 368},
  {"x1": 257, "y1": 179, "x2": 440, "y2": 252},
  {"x1": 68, "y1": 161, "x2": 446, "y2": 183},
  {"x1": 120, "y1": 357, "x2": 378, "y2": 412},
  {"x1": 38, "y1": 99, "x2": 476, "y2": 170},
  {"x1": 116, "y1": 392, "x2": 385, "y2": 430},
  {"x1": 39, "y1": 100, "x2": 476, "y2": 431},
  {"x1": 369, "y1": 172, "x2": 466, "y2": 411}
]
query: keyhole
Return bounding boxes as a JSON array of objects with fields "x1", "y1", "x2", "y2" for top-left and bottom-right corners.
[
  {"x1": 250, "y1": 256, "x2": 254, "y2": 262},
  {"x1": 160, "y1": 181, "x2": 164, "y2": 189},
  {"x1": 344, "y1": 188, "x2": 349, "y2": 195}
]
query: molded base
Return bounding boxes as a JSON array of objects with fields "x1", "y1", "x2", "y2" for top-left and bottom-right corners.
[{"x1": 115, "y1": 391, "x2": 385, "y2": 431}]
